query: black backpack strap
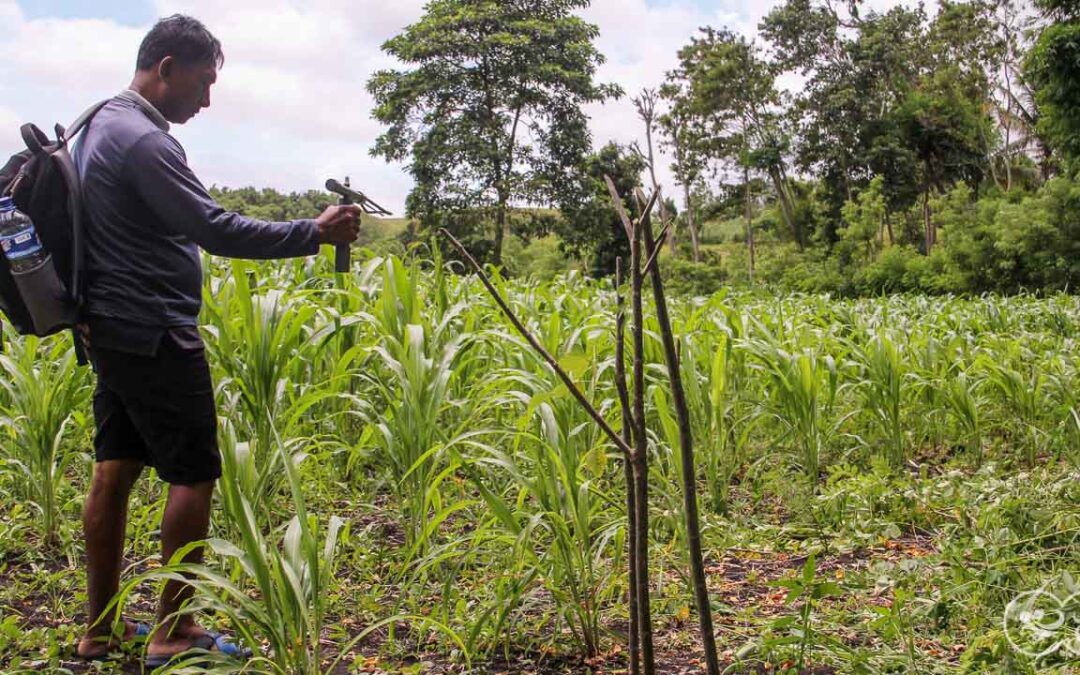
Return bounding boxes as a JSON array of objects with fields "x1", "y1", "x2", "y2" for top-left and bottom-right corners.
[
  {"x1": 53, "y1": 99, "x2": 109, "y2": 307},
  {"x1": 71, "y1": 328, "x2": 88, "y2": 365},
  {"x1": 51, "y1": 147, "x2": 83, "y2": 301},
  {"x1": 20, "y1": 123, "x2": 49, "y2": 156},
  {"x1": 58, "y1": 99, "x2": 111, "y2": 144}
]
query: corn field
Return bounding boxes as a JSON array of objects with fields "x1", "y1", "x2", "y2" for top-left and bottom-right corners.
[{"x1": 1, "y1": 251, "x2": 1079, "y2": 673}]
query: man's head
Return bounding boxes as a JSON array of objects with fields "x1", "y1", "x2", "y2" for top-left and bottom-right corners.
[{"x1": 132, "y1": 15, "x2": 223, "y2": 125}]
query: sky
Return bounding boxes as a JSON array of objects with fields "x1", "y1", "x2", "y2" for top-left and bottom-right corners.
[{"x1": 0, "y1": 0, "x2": 863, "y2": 213}]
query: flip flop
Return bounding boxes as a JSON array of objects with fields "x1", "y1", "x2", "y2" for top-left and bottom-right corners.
[
  {"x1": 78, "y1": 621, "x2": 153, "y2": 661},
  {"x1": 144, "y1": 631, "x2": 252, "y2": 670},
  {"x1": 203, "y1": 631, "x2": 252, "y2": 659}
]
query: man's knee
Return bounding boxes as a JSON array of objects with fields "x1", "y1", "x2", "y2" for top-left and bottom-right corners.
[
  {"x1": 89, "y1": 459, "x2": 144, "y2": 498},
  {"x1": 163, "y1": 480, "x2": 216, "y2": 522},
  {"x1": 166, "y1": 479, "x2": 215, "y2": 499}
]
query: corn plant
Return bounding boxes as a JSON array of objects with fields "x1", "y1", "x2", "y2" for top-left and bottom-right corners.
[
  {"x1": 465, "y1": 390, "x2": 619, "y2": 657},
  {"x1": 109, "y1": 428, "x2": 359, "y2": 674},
  {"x1": 671, "y1": 309, "x2": 752, "y2": 516},
  {"x1": 746, "y1": 332, "x2": 843, "y2": 491},
  {"x1": 911, "y1": 335, "x2": 949, "y2": 450},
  {"x1": 984, "y1": 354, "x2": 1049, "y2": 467},
  {"x1": 202, "y1": 260, "x2": 331, "y2": 504},
  {"x1": 0, "y1": 332, "x2": 89, "y2": 546},
  {"x1": 942, "y1": 371, "x2": 986, "y2": 466},
  {"x1": 849, "y1": 332, "x2": 908, "y2": 468},
  {"x1": 356, "y1": 256, "x2": 488, "y2": 548}
]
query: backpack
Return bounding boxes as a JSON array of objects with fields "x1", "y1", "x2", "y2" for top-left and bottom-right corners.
[{"x1": 0, "y1": 99, "x2": 109, "y2": 357}]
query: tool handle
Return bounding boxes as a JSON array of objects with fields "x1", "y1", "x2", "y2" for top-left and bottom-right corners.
[
  {"x1": 326, "y1": 178, "x2": 357, "y2": 274},
  {"x1": 335, "y1": 243, "x2": 350, "y2": 273}
]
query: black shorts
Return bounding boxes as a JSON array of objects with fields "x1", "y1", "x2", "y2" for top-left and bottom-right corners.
[{"x1": 90, "y1": 332, "x2": 221, "y2": 485}]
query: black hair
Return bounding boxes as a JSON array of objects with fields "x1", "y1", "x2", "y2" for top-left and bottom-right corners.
[{"x1": 136, "y1": 15, "x2": 224, "y2": 71}]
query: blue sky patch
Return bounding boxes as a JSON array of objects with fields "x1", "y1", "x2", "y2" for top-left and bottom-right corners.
[{"x1": 17, "y1": 0, "x2": 155, "y2": 27}]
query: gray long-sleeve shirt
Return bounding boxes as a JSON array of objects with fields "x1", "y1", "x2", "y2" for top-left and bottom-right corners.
[{"x1": 74, "y1": 90, "x2": 320, "y2": 353}]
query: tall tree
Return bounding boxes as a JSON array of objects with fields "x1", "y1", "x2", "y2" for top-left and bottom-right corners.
[
  {"x1": 762, "y1": 1, "x2": 927, "y2": 239},
  {"x1": 897, "y1": 68, "x2": 991, "y2": 251},
  {"x1": 557, "y1": 143, "x2": 646, "y2": 277},
  {"x1": 658, "y1": 81, "x2": 708, "y2": 262},
  {"x1": 1026, "y1": 0, "x2": 1080, "y2": 169},
  {"x1": 368, "y1": 0, "x2": 619, "y2": 264},
  {"x1": 673, "y1": 28, "x2": 805, "y2": 248},
  {"x1": 929, "y1": 0, "x2": 1011, "y2": 187}
]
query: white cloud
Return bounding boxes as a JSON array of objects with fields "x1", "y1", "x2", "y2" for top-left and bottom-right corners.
[
  {"x1": 0, "y1": 3, "x2": 141, "y2": 99},
  {"x1": 0, "y1": 105, "x2": 21, "y2": 152},
  {"x1": 582, "y1": 0, "x2": 759, "y2": 202},
  {"x1": 0, "y1": 0, "x2": 837, "y2": 212}
]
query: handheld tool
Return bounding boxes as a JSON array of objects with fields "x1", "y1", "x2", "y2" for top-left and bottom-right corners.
[{"x1": 324, "y1": 177, "x2": 392, "y2": 273}]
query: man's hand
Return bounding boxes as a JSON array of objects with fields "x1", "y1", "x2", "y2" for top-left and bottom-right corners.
[{"x1": 316, "y1": 204, "x2": 362, "y2": 245}]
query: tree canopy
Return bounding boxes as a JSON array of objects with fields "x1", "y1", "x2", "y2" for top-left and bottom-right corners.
[{"x1": 368, "y1": 0, "x2": 619, "y2": 264}]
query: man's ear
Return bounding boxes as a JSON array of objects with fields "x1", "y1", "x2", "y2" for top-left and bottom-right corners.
[{"x1": 157, "y1": 56, "x2": 174, "y2": 81}]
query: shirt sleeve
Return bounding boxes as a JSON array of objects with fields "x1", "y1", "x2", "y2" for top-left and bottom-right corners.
[{"x1": 123, "y1": 130, "x2": 321, "y2": 260}]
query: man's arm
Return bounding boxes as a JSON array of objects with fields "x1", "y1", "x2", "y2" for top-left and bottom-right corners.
[{"x1": 123, "y1": 131, "x2": 354, "y2": 259}]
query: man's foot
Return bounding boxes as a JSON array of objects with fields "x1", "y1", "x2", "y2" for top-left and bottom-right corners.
[
  {"x1": 144, "y1": 622, "x2": 251, "y2": 665},
  {"x1": 76, "y1": 619, "x2": 151, "y2": 660},
  {"x1": 145, "y1": 624, "x2": 251, "y2": 668}
]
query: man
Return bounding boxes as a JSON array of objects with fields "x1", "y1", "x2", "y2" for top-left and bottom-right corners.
[{"x1": 71, "y1": 15, "x2": 361, "y2": 664}]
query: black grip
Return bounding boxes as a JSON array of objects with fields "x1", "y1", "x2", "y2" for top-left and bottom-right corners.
[
  {"x1": 335, "y1": 243, "x2": 350, "y2": 273},
  {"x1": 327, "y1": 177, "x2": 355, "y2": 274}
]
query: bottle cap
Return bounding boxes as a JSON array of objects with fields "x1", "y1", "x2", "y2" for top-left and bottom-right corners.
[{"x1": 0, "y1": 196, "x2": 14, "y2": 213}]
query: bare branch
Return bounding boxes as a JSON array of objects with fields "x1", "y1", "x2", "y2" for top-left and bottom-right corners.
[
  {"x1": 639, "y1": 206, "x2": 719, "y2": 675},
  {"x1": 604, "y1": 175, "x2": 635, "y2": 241},
  {"x1": 615, "y1": 256, "x2": 643, "y2": 675},
  {"x1": 439, "y1": 228, "x2": 633, "y2": 458},
  {"x1": 633, "y1": 188, "x2": 660, "y2": 242},
  {"x1": 643, "y1": 222, "x2": 672, "y2": 275}
]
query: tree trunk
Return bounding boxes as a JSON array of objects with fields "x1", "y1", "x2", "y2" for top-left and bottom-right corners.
[
  {"x1": 632, "y1": 460, "x2": 653, "y2": 674},
  {"x1": 493, "y1": 196, "x2": 508, "y2": 265},
  {"x1": 1004, "y1": 64, "x2": 1014, "y2": 192},
  {"x1": 885, "y1": 211, "x2": 895, "y2": 247},
  {"x1": 744, "y1": 164, "x2": 755, "y2": 281},
  {"x1": 1040, "y1": 142, "x2": 1055, "y2": 182},
  {"x1": 840, "y1": 153, "x2": 853, "y2": 204},
  {"x1": 922, "y1": 187, "x2": 933, "y2": 253},
  {"x1": 769, "y1": 166, "x2": 801, "y2": 250},
  {"x1": 988, "y1": 153, "x2": 1004, "y2": 193},
  {"x1": 688, "y1": 215, "x2": 701, "y2": 264},
  {"x1": 623, "y1": 458, "x2": 640, "y2": 675},
  {"x1": 683, "y1": 182, "x2": 701, "y2": 263}
]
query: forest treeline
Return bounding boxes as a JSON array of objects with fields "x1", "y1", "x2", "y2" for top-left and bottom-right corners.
[{"x1": 219, "y1": 0, "x2": 1080, "y2": 297}]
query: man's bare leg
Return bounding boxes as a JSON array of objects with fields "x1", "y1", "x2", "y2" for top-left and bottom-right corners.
[
  {"x1": 147, "y1": 480, "x2": 215, "y2": 656},
  {"x1": 77, "y1": 459, "x2": 144, "y2": 659}
]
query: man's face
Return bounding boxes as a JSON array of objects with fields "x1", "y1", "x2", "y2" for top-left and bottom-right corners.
[{"x1": 159, "y1": 58, "x2": 217, "y2": 124}]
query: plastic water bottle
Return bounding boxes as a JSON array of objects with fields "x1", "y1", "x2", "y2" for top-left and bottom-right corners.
[{"x1": 0, "y1": 196, "x2": 48, "y2": 272}]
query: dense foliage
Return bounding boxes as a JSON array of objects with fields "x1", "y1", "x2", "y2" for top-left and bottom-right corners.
[
  {"x1": 366, "y1": 0, "x2": 619, "y2": 265},
  {"x1": 2, "y1": 1, "x2": 1077, "y2": 672},
  {"x1": 361, "y1": 0, "x2": 1078, "y2": 297},
  {"x1": 1, "y1": 253, "x2": 1079, "y2": 672}
]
